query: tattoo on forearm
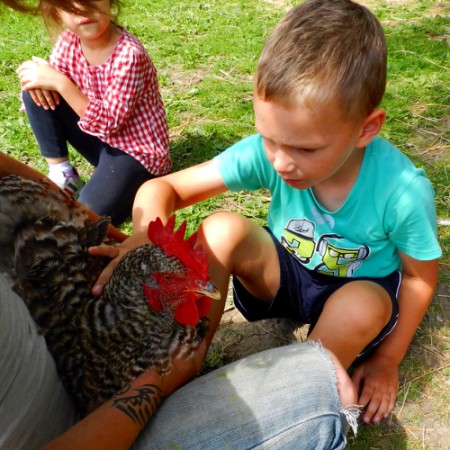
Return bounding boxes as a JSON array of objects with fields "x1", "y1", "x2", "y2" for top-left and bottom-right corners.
[{"x1": 112, "y1": 384, "x2": 163, "y2": 427}]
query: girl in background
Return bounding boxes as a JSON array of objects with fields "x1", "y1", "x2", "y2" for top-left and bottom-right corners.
[{"x1": 17, "y1": 0, "x2": 170, "y2": 226}]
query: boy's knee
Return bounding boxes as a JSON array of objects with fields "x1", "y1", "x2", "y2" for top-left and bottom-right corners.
[
  {"x1": 199, "y1": 212, "x2": 249, "y2": 250},
  {"x1": 340, "y1": 282, "x2": 392, "y2": 334},
  {"x1": 322, "y1": 282, "x2": 392, "y2": 338}
]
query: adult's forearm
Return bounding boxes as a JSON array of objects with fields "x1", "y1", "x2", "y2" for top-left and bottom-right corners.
[
  {"x1": 41, "y1": 340, "x2": 207, "y2": 450},
  {"x1": 41, "y1": 374, "x2": 163, "y2": 450}
]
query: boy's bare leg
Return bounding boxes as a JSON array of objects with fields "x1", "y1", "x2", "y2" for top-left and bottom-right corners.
[
  {"x1": 198, "y1": 211, "x2": 392, "y2": 372},
  {"x1": 197, "y1": 211, "x2": 281, "y2": 345},
  {"x1": 307, "y1": 282, "x2": 393, "y2": 368}
]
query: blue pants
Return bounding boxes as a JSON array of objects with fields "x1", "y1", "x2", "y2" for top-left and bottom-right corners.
[
  {"x1": 0, "y1": 273, "x2": 356, "y2": 450},
  {"x1": 22, "y1": 91, "x2": 154, "y2": 226}
]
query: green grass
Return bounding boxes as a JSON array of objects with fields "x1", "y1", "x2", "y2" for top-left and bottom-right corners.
[{"x1": 0, "y1": 0, "x2": 448, "y2": 448}]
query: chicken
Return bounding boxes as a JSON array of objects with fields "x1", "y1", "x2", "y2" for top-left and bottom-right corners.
[{"x1": 0, "y1": 174, "x2": 220, "y2": 415}]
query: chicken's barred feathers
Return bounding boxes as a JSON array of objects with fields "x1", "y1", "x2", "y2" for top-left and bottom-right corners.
[{"x1": 0, "y1": 174, "x2": 216, "y2": 416}]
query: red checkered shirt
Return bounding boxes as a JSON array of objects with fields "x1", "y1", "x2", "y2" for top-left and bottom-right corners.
[{"x1": 50, "y1": 28, "x2": 171, "y2": 175}]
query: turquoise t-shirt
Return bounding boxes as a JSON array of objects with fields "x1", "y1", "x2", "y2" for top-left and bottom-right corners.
[{"x1": 214, "y1": 134, "x2": 441, "y2": 278}]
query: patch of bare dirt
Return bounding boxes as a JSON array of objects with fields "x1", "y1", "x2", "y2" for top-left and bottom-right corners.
[
  {"x1": 409, "y1": 115, "x2": 450, "y2": 163},
  {"x1": 213, "y1": 308, "x2": 306, "y2": 365}
]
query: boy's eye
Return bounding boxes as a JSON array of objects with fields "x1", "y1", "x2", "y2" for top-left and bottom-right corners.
[{"x1": 295, "y1": 147, "x2": 316, "y2": 154}]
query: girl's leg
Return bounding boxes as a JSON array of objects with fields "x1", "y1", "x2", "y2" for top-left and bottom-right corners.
[
  {"x1": 78, "y1": 146, "x2": 152, "y2": 226},
  {"x1": 197, "y1": 212, "x2": 281, "y2": 343},
  {"x1": 22, "y1": 92, "x2": 92, "y2": 191},
  {"x1": 22, "y1": 90, "x2": 72, "y2": 160},
  {"x1": 307, "y1": 281, "x2": 393, "y2": 368},
  {"x1": 23, "y1": 91, "x2": 99, "y2": 162}
]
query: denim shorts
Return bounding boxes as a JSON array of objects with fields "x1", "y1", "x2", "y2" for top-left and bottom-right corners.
[{"x1": 233, "y1": 227, "x2": 401, "y2": 358}]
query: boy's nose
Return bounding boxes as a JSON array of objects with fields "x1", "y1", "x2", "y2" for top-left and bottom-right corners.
[{"x1": 271, "y1": 147, "x2": 295, "y2": 174}]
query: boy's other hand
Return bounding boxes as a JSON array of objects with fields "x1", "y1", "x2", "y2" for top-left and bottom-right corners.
[
  {"x1": 351, "y1": 352, "x2": 399, "y2": 424},
  {"x1": 88, "y1": 244, "x2": 121, "y2": 296},
  {"x1": 89, "y1": 235, "x2": 149, "y2": 296}
]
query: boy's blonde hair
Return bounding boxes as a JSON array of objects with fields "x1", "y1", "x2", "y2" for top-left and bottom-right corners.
[{"x1": 255, "y1": 0, "x2": 387, "y2": 120}]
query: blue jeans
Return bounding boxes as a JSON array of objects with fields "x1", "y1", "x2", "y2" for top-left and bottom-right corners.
[
  {"x1": 133, "y1": 343, "x2": 355, "y2": 450},
  {"x1": 0, "y1": 271, "x2": 356, "y2": 450},
  {"x1": 22, "y1": 91, "x2": 153, "y2": 226}
]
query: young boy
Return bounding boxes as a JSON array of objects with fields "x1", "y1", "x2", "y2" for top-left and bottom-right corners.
[{"x1": 93, "y1": 0, "x2": 441, "y2": 425}]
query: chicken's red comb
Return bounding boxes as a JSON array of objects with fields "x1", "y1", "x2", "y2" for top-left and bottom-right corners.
[{"x1": 147, "y1": 215, "x2": 208, "y2": 277}]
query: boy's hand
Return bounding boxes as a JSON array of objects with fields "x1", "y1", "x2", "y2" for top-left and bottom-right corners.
[
  {"x1": 88, "y1": 244, "x2": 122, "y2": 296},
  {"x1": 89, "y1": 235, "x2": 149, "y2": 296},
  {"x1": 351, "y1": 352, "x2": 399, "y2": 424}
]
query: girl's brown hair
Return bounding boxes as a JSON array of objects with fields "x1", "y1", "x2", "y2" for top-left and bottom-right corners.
[
  {"x1": 39, "y1": 0, "x2": 121, "y2": 40},
  {"x1": 2, "y1": 0, "x2": 102, "y2": 14}
]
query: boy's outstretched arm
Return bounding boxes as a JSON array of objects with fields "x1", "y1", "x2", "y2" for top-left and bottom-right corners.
[
  {"x1": 352, "y1": 255, "x2": 439, "y2": 424},
  {"x1": 91, "y1": 160, "x2": 228, "y2": 295}
]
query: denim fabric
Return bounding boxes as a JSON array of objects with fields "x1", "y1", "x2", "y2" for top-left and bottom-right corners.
[
  {"x1": 0, "y1": 270, "x2": 354, "y2": 449},
  {"x1": 21, "y1": 91, "x2": 153, "y2": 226},
  {"x1": 0, "y1": 275, "x2": 78, "y2": 450},
  {"x1": 133, "y1": 342, "x2": 353, "y2": 450}
]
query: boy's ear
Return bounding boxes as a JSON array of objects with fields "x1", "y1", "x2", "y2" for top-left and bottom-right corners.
[{"x1": 356, "y1": 109, "x2": 386, "y2": 148}]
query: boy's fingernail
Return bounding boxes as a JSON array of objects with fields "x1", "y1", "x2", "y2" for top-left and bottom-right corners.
[{"x1": 92, "y1": 284, "x2": 101, "y2": 295}]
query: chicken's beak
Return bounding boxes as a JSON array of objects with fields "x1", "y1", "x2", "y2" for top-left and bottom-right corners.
[{"x1": 188, "y1": 280, "x2": 221, "y2": 300}]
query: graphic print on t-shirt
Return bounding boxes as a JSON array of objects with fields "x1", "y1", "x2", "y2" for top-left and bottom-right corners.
[{"x1": 281, "y1": 218, "x2": 370, "y2": 277}]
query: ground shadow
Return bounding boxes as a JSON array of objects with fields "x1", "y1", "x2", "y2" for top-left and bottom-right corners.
[{"x1": 169, "y1": 129, "x2": 241, "y2": 171}]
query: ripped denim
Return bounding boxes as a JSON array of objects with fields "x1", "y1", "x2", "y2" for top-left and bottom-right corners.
[
  {"x1": 0, "y1": 267, "x2": 358, "y2": 450},
  {"x1": 133, "y1": 342, "x2": 360, "y2": 450}
]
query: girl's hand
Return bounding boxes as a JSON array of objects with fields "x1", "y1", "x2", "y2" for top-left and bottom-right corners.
[
  {"x1": 17, "y1": 56, "x2": 65, "y2": 93},
  {"x1": 27, "y1": 88, "x2": 60, "y2": 110},
  {"x1": 351, "y1": 351, "x2": 399, "y2": 424}
]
